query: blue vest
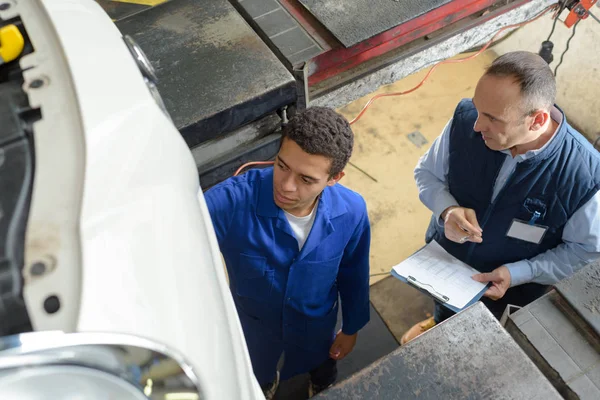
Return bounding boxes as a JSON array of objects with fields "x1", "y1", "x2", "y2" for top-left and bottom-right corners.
[{"x1": 428, "y1": 99, "x2": 600, "y2": 287}]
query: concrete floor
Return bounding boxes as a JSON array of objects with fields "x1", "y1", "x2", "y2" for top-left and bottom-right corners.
[{"x1": 336, "y1": 50, "x2": 497, "y2": 338}]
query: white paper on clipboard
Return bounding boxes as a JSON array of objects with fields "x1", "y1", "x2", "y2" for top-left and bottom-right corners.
[{"x1": 392, "y1": 240, "x2": 487, "y2": 309}]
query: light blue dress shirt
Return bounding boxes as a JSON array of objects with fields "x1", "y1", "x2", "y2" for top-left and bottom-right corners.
[{"x1": 415, "y1": 116, "x2": 600, "y2": 287}]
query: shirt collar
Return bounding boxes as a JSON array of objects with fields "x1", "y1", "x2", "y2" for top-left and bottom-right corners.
[
  {"x1": 256, "y1": 167, "x2": 347, "y2": 219},
  {"x1": 501, "y1": 105, "x2": 564, "y2": 162}
]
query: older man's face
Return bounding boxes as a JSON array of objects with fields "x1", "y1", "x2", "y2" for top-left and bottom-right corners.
[{"x1": 472, "y1": 74, "x2": 540, "y2": 152}]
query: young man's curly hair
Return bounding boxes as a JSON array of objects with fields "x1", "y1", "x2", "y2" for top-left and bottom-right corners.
[{"x1": 281, "y1": 107, "x2": 354, "y2": 177}]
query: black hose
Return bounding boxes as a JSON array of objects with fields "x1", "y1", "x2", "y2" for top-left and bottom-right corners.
[
  {"x1": 554, "y1": 19, "x2": 579, "y2": 77},
  {"x1": 547, "y1": 2, "x2": 567, "y2": 41}
]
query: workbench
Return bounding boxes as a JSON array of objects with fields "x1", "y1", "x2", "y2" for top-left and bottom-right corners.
[{"x1": 315, "y1": 302, "x2": 561, "y2": 399}]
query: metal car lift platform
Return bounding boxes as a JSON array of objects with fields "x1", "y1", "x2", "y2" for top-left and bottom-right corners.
[
  {"x1": 297, "y1": 0, "x2": 455, "y2": 48},
  {"x1": 115, "y1": 0, "x2": 295, "y2": 148},
  {"x1": 505, "y1": 261, "x2": 600, "y2": 399},
  {"x1": 314, "y1": 302, "x2": 561, "y2": 399},
  {"x1": 232, "y1": 0, "x2": 540, "y2": 94},
  {"x1": 101, "y1": 0, "x2": 296, "y2": 187},
  {"x1": 97, "y1": 0, "x2": 553, "y2": 187}
]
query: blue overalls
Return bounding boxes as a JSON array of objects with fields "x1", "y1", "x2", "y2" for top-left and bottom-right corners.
[{"x1": 205, "y1": 168, "x2": 371, "y2": 384}]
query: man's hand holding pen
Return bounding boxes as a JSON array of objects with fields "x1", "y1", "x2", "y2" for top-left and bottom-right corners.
[{"x1": 441, "y1": 206, "x2": 483, "y2": 244}]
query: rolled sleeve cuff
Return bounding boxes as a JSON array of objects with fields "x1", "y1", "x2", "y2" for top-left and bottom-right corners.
[
  {"x1": 341, "y1": 320, "x2": 368, "y2": 336},
  {"x1": 432, "y1": 192, "x2": 459, "y2": 226},
  {"x1": 341, "y1": 309, "x2": 370, "y2": 335},
  {"x1": 506, "y1": 261, "x2": 534, "y2": 287}
]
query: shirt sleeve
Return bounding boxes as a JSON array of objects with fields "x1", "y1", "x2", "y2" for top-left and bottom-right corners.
[
  {"x1": 506, "y1": 191, "x2": 600, "y2": 286},
  {"x1": 414, "y1": 118, "x2": 459, "y2": 223},
  {"x1": 203, "y1": 180, "x2": 240, "y2": 246},
  {"x1": 337, "y1": 200, "x2": 371, "y2": 335}
]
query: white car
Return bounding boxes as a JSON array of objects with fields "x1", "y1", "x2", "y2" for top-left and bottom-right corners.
[{"x1": 0, "y1": 0, "x2": 262, "y2": 398}]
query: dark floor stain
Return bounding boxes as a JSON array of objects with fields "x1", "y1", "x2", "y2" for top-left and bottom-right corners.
[
  {"x1": 367, "y1": 127, "x2": 381, "y2": 138},
  {"x1": 368, "y1": 204, "x2": 396, "y2": 229}
]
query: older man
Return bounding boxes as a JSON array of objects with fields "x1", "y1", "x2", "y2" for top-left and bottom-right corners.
[{"x1": 403, "y1": 51, "x2": 600, "y2": 344}]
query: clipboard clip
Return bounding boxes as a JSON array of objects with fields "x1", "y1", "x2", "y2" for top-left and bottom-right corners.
[{"x1": 407, "y1": 275, "x2": 450, "y2": 304}]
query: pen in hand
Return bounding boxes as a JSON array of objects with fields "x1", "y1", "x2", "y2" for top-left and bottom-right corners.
[{"x1": 442, "y1": 206, "x2": 483, "y2": 244}]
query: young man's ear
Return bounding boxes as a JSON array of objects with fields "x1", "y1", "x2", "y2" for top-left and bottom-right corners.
[
  {"x1": 327, "y1": 171, "x2": 345, "y2": 186},
  {"x1": 529, "y1": 110, "x2": 550, "y2": 132}
]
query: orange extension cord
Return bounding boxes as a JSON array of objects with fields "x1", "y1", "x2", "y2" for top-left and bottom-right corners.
[{"x1": 233, "y1": 4, "x2": 559, "y2": 177}]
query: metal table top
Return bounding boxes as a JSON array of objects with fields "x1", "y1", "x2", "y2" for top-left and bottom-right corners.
[{"x1": 316, "y1": 302, "x2": 561, "y2": 400}]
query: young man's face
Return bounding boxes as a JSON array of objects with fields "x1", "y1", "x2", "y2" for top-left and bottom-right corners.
[
  {"x1": 273, "y1": 137, "x2": 344, "y2": 217},
  {"x1": 472, "y1": 74, "x2": 545, "y2": 152}
]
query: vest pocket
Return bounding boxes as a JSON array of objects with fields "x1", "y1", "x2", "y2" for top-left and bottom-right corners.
[
  {"x1": 514, "y1": 196, "x2": 568, "y2": 235},
  {"x1": 235, "y1": 253, "x2": 273, "y2": 301}
]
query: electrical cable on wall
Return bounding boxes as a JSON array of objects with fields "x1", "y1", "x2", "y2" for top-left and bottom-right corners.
[
  {"x1": 539, "y1": 2, "x2": 567, "y2": 64},
  {"x1": 554, "y1": 19, "x2": 579, "y2": 77},
  {"x1": 233, "y1": 161, "x2": 277, "y2": 176},
  {"x1": 547, "y1": 2, "x2": 566, "y2": 41},
  {"x1": 540, "y1": 2, "x2": 596, "y2": 76},
  {"x1": 233, "y1": 4, "x2": 559, "y2": 177}
]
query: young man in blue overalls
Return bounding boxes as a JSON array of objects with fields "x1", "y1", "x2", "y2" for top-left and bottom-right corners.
[{"x1": 205, "y1": 107, "x2": 371, "y2": 398}]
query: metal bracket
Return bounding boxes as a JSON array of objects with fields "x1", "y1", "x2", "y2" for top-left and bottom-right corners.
[
  {"x1": 292, "y1": 62, "x2": 309, "y2": 116},
  {"x1": 563, "y1": 0, "x2": 598, "y2": 27}
]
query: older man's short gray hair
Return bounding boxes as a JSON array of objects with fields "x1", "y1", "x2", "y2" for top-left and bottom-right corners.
[{"x1": 485, "y1": 51, "x2": 557, "y2": 115}]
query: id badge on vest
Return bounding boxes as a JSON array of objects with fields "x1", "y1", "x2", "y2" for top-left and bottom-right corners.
[{"x1": 506, "y1": 211, "x2": 548, "y2": 244}]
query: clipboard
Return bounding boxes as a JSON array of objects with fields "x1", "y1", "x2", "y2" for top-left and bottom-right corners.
[
  {"x1": 391, "y1": 269, "x2": 489, "y2": 314},
  {"x1": 390, "y1": 241, "x2": 491, "y2": 314}
]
